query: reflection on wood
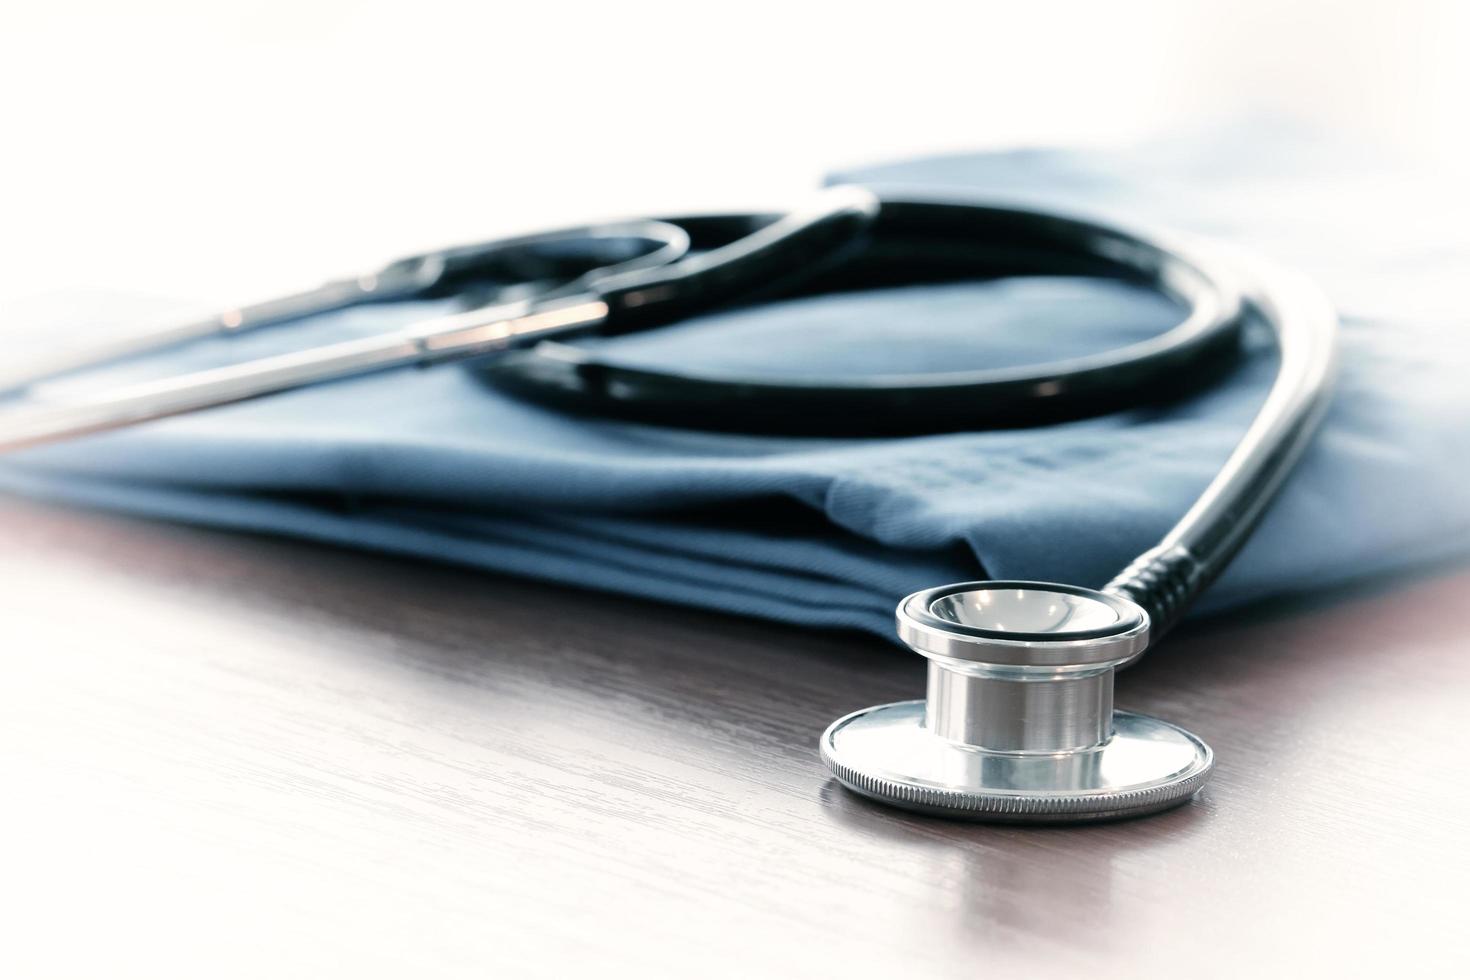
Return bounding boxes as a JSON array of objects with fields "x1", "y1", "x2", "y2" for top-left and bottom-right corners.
[{"x1": 1, "y1": 499, "x2": 1466, "y2": 978}]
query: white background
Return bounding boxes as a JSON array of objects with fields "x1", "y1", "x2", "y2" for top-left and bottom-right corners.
[{"x1": 1, "y1": 0, "x2": 1466, "y2": 314}]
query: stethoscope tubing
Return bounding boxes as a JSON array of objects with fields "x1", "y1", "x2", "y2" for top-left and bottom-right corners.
[
  {"x1": 1105, "y1": 243, "x2": 1338, "y2": 641},
  {"x1": 0, "y1": 187, "x2": 1338, "y2": 651}
]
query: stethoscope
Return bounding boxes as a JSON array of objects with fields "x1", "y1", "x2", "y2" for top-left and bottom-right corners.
[{"x1": 0, "y1": 186, "x2": 1338, "y2": 822}]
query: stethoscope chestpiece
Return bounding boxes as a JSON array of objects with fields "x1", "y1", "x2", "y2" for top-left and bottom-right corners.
[{"x1": 821, "y1": 582, "x2": 1213, "y2": 823}]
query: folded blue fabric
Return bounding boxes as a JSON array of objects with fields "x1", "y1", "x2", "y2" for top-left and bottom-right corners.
[{"x1": 5, "y1": 129, "x2": 1468, "y2": 637}]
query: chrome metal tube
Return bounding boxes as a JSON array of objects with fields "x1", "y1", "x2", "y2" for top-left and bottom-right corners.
[
  {"x1": 0, "y1": 273, "x2": 436, "y2": 396},
  {"x1": 0, "y1": 299, "x2": 609, "y2": 454}
]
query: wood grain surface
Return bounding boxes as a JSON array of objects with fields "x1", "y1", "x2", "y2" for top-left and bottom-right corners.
[{"x1": 2, "y1": 497, "x2": 1467, "y2": 979}]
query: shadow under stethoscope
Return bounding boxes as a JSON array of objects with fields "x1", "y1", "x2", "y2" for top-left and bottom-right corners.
[{"x1": 816, "y1": 777, "x2": 1212, "y2": 947}]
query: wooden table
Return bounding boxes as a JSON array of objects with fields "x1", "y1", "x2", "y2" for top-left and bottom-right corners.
[{"x1": 3, "y1": 498, "x2": 1466, "y2": 978}]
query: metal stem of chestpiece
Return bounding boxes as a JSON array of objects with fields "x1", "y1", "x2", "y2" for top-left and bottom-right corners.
[
  {"x1": 924, "y1": 656, "x2": 1113, "y2": 753},
  {"x1": 820, "y1": 582, "x2": 1215, "y2": 822}
]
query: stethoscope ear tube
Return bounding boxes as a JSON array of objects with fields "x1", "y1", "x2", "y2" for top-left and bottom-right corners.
[
  {"x1": 0, "y1": 219, "x2": 694, "y2": 398},
  {"x1": 483, "y1": 196, "x2": 1250, "y2": 436},
  {"x1": 591, "y1": 186, "x2": 882, "y2": 333}
]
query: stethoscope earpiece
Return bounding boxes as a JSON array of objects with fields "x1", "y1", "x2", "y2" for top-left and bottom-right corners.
[{"x1": 821, "y1": 582, "x2": 1213, "y2": 822}]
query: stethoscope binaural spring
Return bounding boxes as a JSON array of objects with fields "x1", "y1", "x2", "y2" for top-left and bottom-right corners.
[{"x1": 0, "y1": 186, "x2": 1338, "y2": 822}]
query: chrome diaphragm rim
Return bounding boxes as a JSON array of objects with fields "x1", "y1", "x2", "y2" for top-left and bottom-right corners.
[{"x1": 820, "y1": 700, "x2": 1213, "y2": 823}]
